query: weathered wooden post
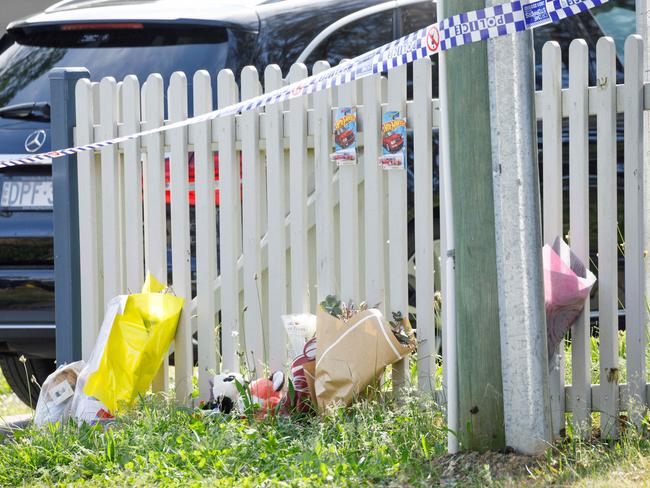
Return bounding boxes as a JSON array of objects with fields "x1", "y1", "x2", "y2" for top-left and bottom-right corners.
[{"x1": 442, "y1": 0, "x2": 505, "y2": 451}]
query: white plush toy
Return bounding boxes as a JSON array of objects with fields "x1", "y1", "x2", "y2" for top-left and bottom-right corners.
[{"x1": 203, "y1": 372, "x2": 246, "y2": 414}]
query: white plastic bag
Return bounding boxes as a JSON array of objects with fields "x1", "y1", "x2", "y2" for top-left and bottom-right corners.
[
  {"x1": 70, "y1": 295, "x2": 126, "y2": 424},
  {"x1": 281, "y1": 314, "x2": 316, "y2": 360},
  {"x1": 34, "y1": 361, "x2": 85, "y2": 427}
]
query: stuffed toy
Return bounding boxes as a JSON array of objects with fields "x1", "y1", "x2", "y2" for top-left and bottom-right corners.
[
  {"x1": 248, "y1": 371, "x2": 284, "y2": 417},
  {"x1": 202, "y1": 372, "x2": 246, "y2": 414}
]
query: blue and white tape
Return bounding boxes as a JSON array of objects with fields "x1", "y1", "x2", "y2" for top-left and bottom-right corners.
[{"x1": 0, "y1": 0, "x2": 606, "y2": 168}]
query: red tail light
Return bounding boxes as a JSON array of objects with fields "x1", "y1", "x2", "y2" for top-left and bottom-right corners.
[
  {"x1": 60, "y1": 23, "x2": 144, "y2": 30},
  {"x1": 164, "y1": 153, "x2": 220, "y2": 205}
]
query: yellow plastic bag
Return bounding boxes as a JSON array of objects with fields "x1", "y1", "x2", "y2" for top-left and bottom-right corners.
[{"x1": 82, "y1": 274, "x2": 184, "y2": 413}]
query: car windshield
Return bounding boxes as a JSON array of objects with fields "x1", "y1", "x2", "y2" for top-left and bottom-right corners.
[{"x1": 0, "y1": 26, "x2": 230, "y2": 118}]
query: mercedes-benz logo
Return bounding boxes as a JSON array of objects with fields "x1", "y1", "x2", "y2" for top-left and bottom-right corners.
[{"x1": 24, "y1": 130, "x2": 47, "y2": 153}]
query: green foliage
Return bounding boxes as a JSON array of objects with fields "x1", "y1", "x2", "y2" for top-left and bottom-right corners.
[
  {"x1": 563, "y1": 331, "x2": 650, "y2": 387},
  {"x1": 0, "y1": 394, "x2": 446, "y2": 487},
  {"x1": 0, "y1": 370, "x2": 11, "y2": 396},
  {"x1": 528, "y1": 418, "x2": 650, "y2": 486}
]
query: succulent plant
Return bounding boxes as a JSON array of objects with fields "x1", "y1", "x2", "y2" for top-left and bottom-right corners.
[
  {"x1": 321, "y1": 295, "x2": 343, "y2": 318},
  {"x1": 321, "y1": 295, "x2": 373, "y2": 320},
  {"x1": 389, "y1": 311, "x2": 411, "y2": 345}
]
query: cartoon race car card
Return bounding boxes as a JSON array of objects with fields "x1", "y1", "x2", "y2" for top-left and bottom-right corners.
[
  {"x1": 379, "y1": 111, "x2": 407, "y2": 170},
  {"x1": 330, "y1": 107, "x2": 358, "y2": 165}
]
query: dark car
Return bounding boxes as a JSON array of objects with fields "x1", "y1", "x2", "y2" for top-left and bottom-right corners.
[{"x1": 0, "y1": 0, "x2": 633, "y2": 406}]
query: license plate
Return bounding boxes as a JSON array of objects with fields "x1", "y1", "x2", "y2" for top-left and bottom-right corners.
[{"x1": 0, "y1": 178, "x2": 53, "y2": 209}]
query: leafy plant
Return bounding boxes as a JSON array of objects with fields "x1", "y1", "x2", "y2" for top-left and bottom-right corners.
[
  {"x1": 320, "y1": 295, "x2": 372, "y2": 321},
  {"x1": 388, "y1": 311, "x2": 411, "y2": 346}
]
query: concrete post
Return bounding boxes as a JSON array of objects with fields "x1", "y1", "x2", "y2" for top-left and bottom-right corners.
[
  {"x1": 49, "y1": 68, "x2": 89, "y2": 365},
  {"x1": 486, "y1": 5, "x2": 552, "y2": 455}
]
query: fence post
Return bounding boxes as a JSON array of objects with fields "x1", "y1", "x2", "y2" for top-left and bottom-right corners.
[
  {"x1": 49, "y1": 67, "x2": 90, "y2": 365},
  {"x1": 443, "y1": 0, "x2": 505, "y2": 451},
  {"x1": 636, "y1": 0, "x2": 650, "y2": 422},
  {"x1": 486, "y1": 4, "x2": 551, "y2": 455}
]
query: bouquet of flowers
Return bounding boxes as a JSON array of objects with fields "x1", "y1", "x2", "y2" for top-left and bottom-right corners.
[{"x1": 314, "y1": 296, "x2": 416, "y2": 412}]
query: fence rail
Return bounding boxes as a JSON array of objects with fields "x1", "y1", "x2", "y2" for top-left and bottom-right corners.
[{"x1": 71, "y1": 35, "x2": 648, "y2": 438}]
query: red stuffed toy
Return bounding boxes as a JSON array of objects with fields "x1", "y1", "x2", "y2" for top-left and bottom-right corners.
[{"x1": 248, "y1": 371, "x2": 284, "y2": 418}]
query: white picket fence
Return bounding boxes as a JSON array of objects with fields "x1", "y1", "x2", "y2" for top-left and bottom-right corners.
[
  {"x1": 73, "y1": 35, "x2": 647, "y2": 438},
  {"x1": 74, "y1": 56, "x2": 441, "y2": 404}
]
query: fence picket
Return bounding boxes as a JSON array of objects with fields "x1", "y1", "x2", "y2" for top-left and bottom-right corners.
[
  {"x1": 241, "y1": 67, "x2": 266, "y2": 374},
  {"x1": 314, "y1": 61, "x2": 336, "y2": 300},
  {"x1": 192, "y1": 70, "x2": 217, "y2": 399},
  {"x1": 168, "y1": 72, "x2": 193, "y2": 405},
  {"x1": 99, "y1": 78, "x2": 123, "y2": 305},
  {"x1": 75, "y1": 79, "x2": 103, "y2": 359},
  {"x1": 413, "y1": 57, "x2": 435, "y2": 394},
  {"x1": 387, "y1": 64, "x2": 409, "y2": 389},
  {"x1": 142, "y1": 74, "x2": 169, "y2": 392},
  {"x1": 624, "y1": 35, "x2": 647, "y2": 426},
  {"x1": 596, "y1": 37, "x2": 619, "y2": 439},
  {"x1": 121, "y1": 76, "x2": 145, "y2": 293},
  {"x1": 337, "y1": 66, "x2": 360, "y2": 304},
  {"x1": 542, "y1": 41, "x2": 565, "y2": 438},
  {"x1": 217, "y1": 69, "x2": 242, "y2": 373},
  {"x1": 289, "y1": 64, "x2": 310, "y2": 313},
  {"x1": 362, "y1": 73, "x2": 386, "y2": 312},
  {"x1": 264, "y1": 65, "x2": 288, "y2": 370},
  {"x1": 568, "y1": 39, "x2": 592, "y2": 436}
]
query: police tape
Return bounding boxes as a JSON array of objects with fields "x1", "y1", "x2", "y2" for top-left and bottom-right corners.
[{"x1": 0, "y1": 0, "x2": 607, "y2": 168}]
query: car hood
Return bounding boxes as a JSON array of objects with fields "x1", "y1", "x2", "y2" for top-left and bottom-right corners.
[{"x1": 8, "y1": 0, "x2": 261, "y2": 32}]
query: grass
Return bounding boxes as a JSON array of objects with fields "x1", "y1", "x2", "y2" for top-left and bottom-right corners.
[
  {"x1": 4, "y1": 393, "x2": 650, "y2": 487},
  {"x1": 0, "y1": 370, "x2": 32, "y2": 420},
  {"x1": 3, "y1": 321, "x2": 650, "y2": 485},
  {"x1": 0, "y1": 394, "x2": 449, "y2": 487}
]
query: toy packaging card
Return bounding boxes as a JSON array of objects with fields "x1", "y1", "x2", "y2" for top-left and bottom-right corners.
[
  {"x1": 330, "y1": 107, "x2": 358, "y2": 165},
  {"x1": 378, "y1": 111, "x2": 407, "y2": 170}
]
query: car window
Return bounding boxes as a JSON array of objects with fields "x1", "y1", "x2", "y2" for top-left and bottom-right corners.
[
  {"x1": 533, "y1": 12, "x2": 625, "y2": 89},
  {"x1": 400, "y1": 2, "x2": 438, "y2": 96},
  {"x1": 534, "y1": 21, "x2": 582, "y2": 89},
  {"x1": 401, "y1": 1, "x2": 437, "y2": 36},
  {"x1": 305, "y1": 3, "x2": 440, "y2": 96},
  {"x1": 305, "y1": 10, "x2": 394, "y2": 68},
  {"x1": 0, "y1": 26, "x2": 232, "y2": 119},
  {"x1": 592, "y1": 0, "x2": 635, "y2": 62}
]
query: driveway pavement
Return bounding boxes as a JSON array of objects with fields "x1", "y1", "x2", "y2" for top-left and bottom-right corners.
[{"x1": 0, "y1": 413, "x2": 32, "y2": 435}]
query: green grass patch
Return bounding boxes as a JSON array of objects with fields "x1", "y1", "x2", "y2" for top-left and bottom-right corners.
[
  {"x1": 526, "y1": 421, "x2": 650, "y2": 487},
  {"x1": 4, "y1": 392, "x2": 650, "y2": 486},
  {"x1": 0, "y1": 394, "x2": 448, "y2": 487}
]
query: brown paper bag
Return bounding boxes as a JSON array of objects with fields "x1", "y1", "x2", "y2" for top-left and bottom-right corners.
[
  {"x1": 314, "y1": 308, "x2": 415, "y2": 412},
  {"x1": 303, "y1": 360, "x2": 317, "y2": 407}
]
